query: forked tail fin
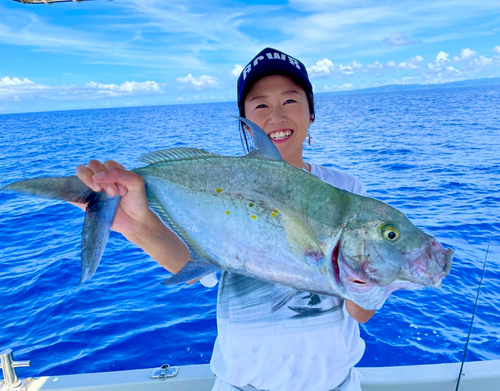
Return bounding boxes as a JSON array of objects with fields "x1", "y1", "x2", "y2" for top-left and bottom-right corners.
[{"x1": 1, "y1": 176, "x2": 121, "y2": 284}]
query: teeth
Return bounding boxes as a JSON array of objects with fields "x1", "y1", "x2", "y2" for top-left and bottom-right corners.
[{"x1": 269, "y1": 130, "x2": 292, "y2": 140}]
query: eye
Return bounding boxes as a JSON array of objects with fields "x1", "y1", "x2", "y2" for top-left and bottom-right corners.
[
  {"x1": 284, "y1": 99, "x2": 296, "y2": 105},
  {"x1": 255, "y1": 104, "x2": 268, "y2": 109},
  {"x1": 380, "y1": 225, "x2": 400, "y2": 241}
]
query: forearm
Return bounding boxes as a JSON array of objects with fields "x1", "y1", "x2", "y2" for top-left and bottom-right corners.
[
  {"x1": 124, "y1": 211, "x2": 191, "y2": 274},
  {"x1": 345, "y1": 300, "x2": 375, "y2": 323}
]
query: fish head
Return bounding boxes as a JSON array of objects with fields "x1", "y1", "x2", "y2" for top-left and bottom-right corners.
[{"x1": 333, "y1": 197, "x2": 453, "y2": 310}]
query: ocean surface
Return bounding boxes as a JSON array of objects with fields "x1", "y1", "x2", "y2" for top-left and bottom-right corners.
[{"x1": 1, "y1": 86, "x2": 499, "y2": 380}]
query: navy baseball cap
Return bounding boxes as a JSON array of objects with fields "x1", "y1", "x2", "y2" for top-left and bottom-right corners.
[{"x1": 237, "y1": 47, "x2": 313, "y2": 106}]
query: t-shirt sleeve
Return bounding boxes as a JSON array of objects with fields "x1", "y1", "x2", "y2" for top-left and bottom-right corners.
[{"x1": 310, "y1": 164, "x2": 367, "y2": 196}]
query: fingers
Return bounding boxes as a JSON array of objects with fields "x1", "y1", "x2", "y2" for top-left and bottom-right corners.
[
  {"x1": 101, "y1": 161, "x2": 127, "y2": 196},
  {"x1": 76, "y1": 160, "x2": 102, "y2": 192},
  {"x1": 92, "y1": 166, "x2": 144, "y2": 197},
  {"x1": 75, "y1": 159, "x2": 139, "y2": 198}
]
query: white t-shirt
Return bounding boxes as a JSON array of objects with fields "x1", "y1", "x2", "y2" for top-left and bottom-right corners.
[{"x1": 203, "y1": 164, "x2": 367, "y2": 391}]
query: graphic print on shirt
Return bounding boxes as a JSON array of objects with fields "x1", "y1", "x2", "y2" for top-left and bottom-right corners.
[{"x1": 217, "y1": 271, "x2": 344, "y2": 331}]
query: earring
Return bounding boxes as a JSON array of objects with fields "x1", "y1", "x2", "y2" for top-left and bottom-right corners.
[{"x1": 307, "y1": 130, "x2": 312, "y2": 145}]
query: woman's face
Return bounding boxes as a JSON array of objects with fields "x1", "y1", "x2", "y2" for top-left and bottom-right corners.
[{"x1": 244, "y1": 74, "x2": 313, "y2": 167}]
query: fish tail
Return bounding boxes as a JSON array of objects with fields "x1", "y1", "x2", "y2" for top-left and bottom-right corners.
[
  {"x1": 2, "y1": 176, "x2": 121, "y2": 284},
  {"x1": 2, "y1": 176, "x2": 93, "y2": 203}
]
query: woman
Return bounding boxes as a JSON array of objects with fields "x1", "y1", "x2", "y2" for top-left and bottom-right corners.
[{"x1": 75, "y1": 48, "x2": 373, "y2": 391}]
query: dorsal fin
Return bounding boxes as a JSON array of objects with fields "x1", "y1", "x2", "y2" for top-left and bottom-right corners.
[
  {"x1": 140, "y1": 148, "x2": 217, "y2": 165},
  {"x1": 235, "y1": 117, "x2": 283, "y2": 161}
]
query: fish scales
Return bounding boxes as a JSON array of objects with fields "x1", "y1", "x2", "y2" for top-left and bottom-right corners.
[{"x1": 135, "y1": 156, "x2": 347, "y2": 296}]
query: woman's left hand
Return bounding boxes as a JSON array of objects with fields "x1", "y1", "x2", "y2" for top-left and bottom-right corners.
[{"x1": 345, "y1": 300, "x2": 375, "y2": 323}]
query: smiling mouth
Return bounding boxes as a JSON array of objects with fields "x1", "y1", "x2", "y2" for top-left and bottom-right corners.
[{"x1": 268, "y1": 129, "x2": 293, "y2": 141}]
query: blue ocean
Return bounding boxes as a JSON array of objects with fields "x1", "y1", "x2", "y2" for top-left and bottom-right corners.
[{"x1": 0, "y1": 86, "x2": 499, "y2": 378}]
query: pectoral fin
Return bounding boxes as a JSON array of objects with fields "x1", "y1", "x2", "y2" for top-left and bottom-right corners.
[{"x1": 162, "y1": 262, "x2": 219, "y2": 285}]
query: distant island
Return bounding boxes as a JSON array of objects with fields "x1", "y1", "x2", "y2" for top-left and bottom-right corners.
[{"x1": 320, "y1": 77, "x2": 500, "y2": 96}]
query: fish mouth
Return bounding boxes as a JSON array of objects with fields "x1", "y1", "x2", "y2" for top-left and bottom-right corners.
[
  {"x1": 405, "y1": 240, "x2": 453, "y2": 287},
  {"x1": 268, "y1": 129, "x2": 293, "y2": 143}
]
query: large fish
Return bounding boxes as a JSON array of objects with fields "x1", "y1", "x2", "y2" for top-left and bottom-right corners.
[{"x1": 1, "y1": 118, "x2": 453, "y2": 310}]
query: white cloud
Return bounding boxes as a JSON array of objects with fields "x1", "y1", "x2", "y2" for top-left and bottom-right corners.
[
  {"x1": 230, "y1": 65, "x2": 244, "y2": 79},
  {"x1": 324, "y1": 83, "x2": 354, "y2": 92},
  {"x1": 338, "y1": 65, "x2": 354, "y2": 75},
  {"x1": 428, "y1": 51, "x2": 451, "y2": 71},
  {"x1": 308, "y1": 59, "x2": 364, "y2": 78},
  {"x1": 366, "y1": 61, "x2": 383, "y2": 69},
  {"x1": 386, "y1": 60, "x2": 397, "y2": 68},
  {"x1": 453, "y1": 48, "x2": 477, "y2": 62},
  {"x1": 390, "y1": 76, "x2": 419, "y2": 85},
  {"x1": 0, "y1": 77, "x2": 165, "y2": 101},
  {"x1": 383, "y1": 32, "x2": 418, "y2": 46},
  {"x1": 471, "y1": 55, "x2": 494, "y2": 68},
  {"x1": 445, "y1": 66, "x2": 460, "y2": 73},
  {"x1": 435, "y1": 51, "x2": 451, "y2": 63},
  {"x1": 351, "y1": 60, "x2": 363, "y2": 70},
  {"x1": 176, "y1": 74, "x2": 219, "y2": 91},
  {"x1": 397, "y1": 55, "x2": 424, "y2": 69},
  {"x1": 0, "y1": 77, "x2": 35, "y2": 86},
  {"x1": 493, "y1": 46, "x2": 500, "y2": 55},
  {"x1": 309, "y1": 58, "x2": 335, "y2": 78},
  {"x1": 85, "y1": 81, "x2": 164, "y2": 97}
]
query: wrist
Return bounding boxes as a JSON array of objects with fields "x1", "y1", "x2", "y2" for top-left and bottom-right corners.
[{"x1": 123, "y1": 210, "x2": 164, "y2": 245}]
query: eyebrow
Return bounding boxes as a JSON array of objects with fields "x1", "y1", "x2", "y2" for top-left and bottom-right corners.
[{"x1": 248, "y1": 90, "x2": 301, "y2": 102}]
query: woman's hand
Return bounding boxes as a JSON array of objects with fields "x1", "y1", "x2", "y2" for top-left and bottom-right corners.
[
  {"x1": 74, "y1": 160, "x2": 157, "y2": 240},
  {"x1": 73, "y1": 160, "x2": 190, "y2": 274},
  {"x1": 345, "y1": 300, "x2": 375, "y2": 324}
]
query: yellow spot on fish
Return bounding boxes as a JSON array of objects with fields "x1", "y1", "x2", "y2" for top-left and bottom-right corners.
[
  {"x1": 251, "y1": 215, "x2": 257, "y2": 220},
  {"x1": 271, "y1": 212, "x2": 277, "y2": 217},
  {"x1": 216, "y1": 188, "x2": 222, "y2": 193},
  {"x1": 249, "y1": 203, "x2": 254, "y2": 207},
  {"x1": 225, "y1": 211, "x2": 231, "y2": 215},
  {"x1": 273, "y1": 209, "x2": 278, "y2": 213}
]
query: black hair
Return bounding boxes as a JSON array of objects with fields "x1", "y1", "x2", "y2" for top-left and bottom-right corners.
[{"x1": 237, "y1": 88, "x2": 315, "y2": 153}]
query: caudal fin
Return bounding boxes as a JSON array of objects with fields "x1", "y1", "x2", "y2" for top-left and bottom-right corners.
[{"x1": 1, "y1": 176, "x2": 120, "y2": 284}]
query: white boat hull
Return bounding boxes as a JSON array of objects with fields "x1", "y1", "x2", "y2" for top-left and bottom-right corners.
[{"x1": 20, "y1": 359, "x2": 500, "y2": 391}]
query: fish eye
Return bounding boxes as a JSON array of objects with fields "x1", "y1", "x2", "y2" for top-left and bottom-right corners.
[{"x1": 380, "y1": 225, "x2": 400, "y2": 241}]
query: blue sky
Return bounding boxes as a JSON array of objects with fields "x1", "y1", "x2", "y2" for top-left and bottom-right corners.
[{"x1": 1, "y1": 0, "x2": 500, "y2": 114}]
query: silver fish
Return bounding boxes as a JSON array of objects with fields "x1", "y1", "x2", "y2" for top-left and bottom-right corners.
[{"x1": 1, "y1": 118, "x2": 453, "y2": 310}]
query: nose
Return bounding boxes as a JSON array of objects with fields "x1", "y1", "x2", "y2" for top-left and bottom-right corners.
[{"x1": 268, "y1": 105, "x2": 286, "y2": 124}]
